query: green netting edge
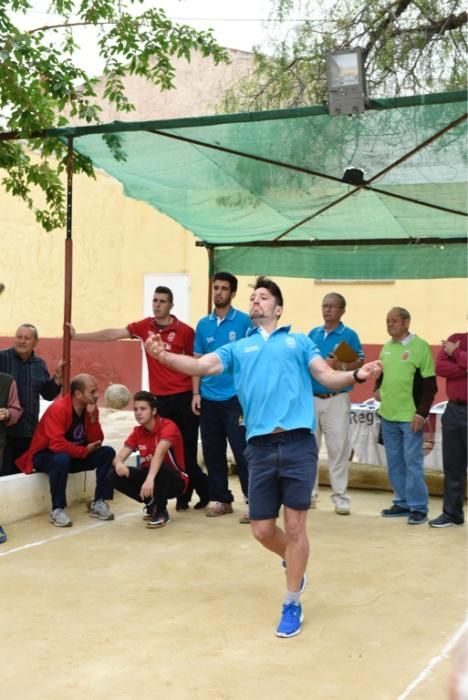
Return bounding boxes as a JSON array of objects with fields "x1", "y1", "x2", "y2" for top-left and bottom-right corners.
[
  {"x1": 41, "y1": 89, "x2": 467, "y2": 140},
  {"x1": 212, "y1": 243, "x2": 467, "y2": 280}
]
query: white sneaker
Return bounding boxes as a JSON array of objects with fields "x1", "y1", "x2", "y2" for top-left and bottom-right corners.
[
  {"x1": 49, "y1": 508, "x2": 72, "y2": 527},
  {"x1": 335, "y1": 501, "x2": 351, "y2": 516}
]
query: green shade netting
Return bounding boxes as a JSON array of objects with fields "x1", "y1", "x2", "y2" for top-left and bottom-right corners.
[{"x1": 63, "y1": 91, "x2": 467, "y2": 279}]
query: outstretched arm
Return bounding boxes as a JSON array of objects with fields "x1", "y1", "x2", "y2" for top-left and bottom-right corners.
[
  {"x1": 67, "y1": 323, "x2": 130, "y2": 342},
  {"x1": 310, "y1": 357, "x2": 382, "y2": 390},
  {"x1": 145, "y1": 333, "x2": 222, "y2": 377}
]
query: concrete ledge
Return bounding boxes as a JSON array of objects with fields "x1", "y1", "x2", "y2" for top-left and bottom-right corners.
[
  {"x1": 0, "y1": 458, "x2": 446, "y2": 527},
  {"x1": 0, "y1": 471, "x2": 96, "y2": 526},
  {"x1": 318, "y1": 460, "x2": 444, "y2": 496}
]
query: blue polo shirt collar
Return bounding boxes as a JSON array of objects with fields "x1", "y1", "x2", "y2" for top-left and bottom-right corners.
[
  {"x1": 209, "y1": 307, "x2": 237, "y2": 322},
  {"x1": 247, "y1": 324, "x2": 291, "y2": 337},
  {"x1": 319, "y1": 322, "x2": 345, "y2": 337}
]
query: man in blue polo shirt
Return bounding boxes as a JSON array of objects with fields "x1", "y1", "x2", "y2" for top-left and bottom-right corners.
[
  {"x1": 192, "y1": 272, "x2": 251, "y2": 522},
  {"x1": 308, "y1": 293, "x2": 364, "y2": 515},
  {"x1": 145, "y1": 276, "x2": 382, "y2": 640}
]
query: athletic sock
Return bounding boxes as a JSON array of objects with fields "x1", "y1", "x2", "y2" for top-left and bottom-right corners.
[{"x1": 284, "y1": 591, "x2": 300, "y2": 605}]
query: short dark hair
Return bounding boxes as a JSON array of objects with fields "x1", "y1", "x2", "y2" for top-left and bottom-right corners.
[
  {"x1": 153, "y1": 286, "x2": 173, "y2": 303},
  {"x1": 133, "y1": 390, "x2": 159, "y2": 410},
  {"x1": 254, "y1": 276, "x2": 283, "y2": 307},
  {"x1": 213, "y1": 271, "x2": 238, "y2": 293},
  {"x1": 324, "y1": 292, "x2": 346, "y2": 309},
  {"x1": 70, "y1": 376, "x2": 87, "y2": 394},
  {"x1": 393, "y1": 307, "x2": 411, "y2": 321}
]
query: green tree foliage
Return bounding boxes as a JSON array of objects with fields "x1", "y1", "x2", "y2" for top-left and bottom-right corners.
[
  {"x1": 0, "y1": 0, "x2": 228, "y2": 230},
  {"x1": 221, "y1": 0, "x2": 467, "y2": 112}
]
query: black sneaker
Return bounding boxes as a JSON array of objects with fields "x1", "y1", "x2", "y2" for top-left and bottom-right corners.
[
  {"x1": 381, "y1": 504, "x2": 411, "y2": 517},
  {"x1": 408, "y1": 511, "x2": 428, "y2": 525},
  {"x1": 429, "y1": 513, "x2": 464, "y2": 528},
  {"x1": 147, "y1": 509, "x2": 171, "y2": 529},
  {"x1": 176, "y1": 499, "x2": 190, "y2": 512}
]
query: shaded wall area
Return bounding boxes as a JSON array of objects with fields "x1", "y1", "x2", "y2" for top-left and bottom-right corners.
[{"x1": 0, "y1": 338, "x2": 448, "y2": 406}]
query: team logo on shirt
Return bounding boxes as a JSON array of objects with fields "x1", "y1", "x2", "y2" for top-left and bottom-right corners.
[
  {"x1": 245, "y1": 345, "x2": 260, "y2": 353},
  {"x1": 229, "y1": 331, "x2": 237, "y2": 342},
  {"x1": 168, "y1": 332, "x2": 176, "y2": 342},
  {"x1": 402, "y1": 351, "x2": 410, "y2": 361},
  {"x1": 286, "y1": 337, "x2": 296, "y2": 348}
]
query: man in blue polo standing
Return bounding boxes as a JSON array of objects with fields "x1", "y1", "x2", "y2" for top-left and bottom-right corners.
[
  {"x1": 308, "y1": 293, "x2": 364, "y2": 515},
  {"x1": 145, "y1": 276, "x2": 382, "y2": 639},
  {"x1": 192, "y1": 272, "x2": 251, "y2": 522}
]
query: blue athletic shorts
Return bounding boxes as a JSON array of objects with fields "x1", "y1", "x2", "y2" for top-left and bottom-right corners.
[{"x1": 245, "y1": 429, "x2": 318, "y2": 520}]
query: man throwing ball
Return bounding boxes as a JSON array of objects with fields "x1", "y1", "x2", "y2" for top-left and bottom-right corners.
[{"x1": 145, "y1": 277, "x2": 382, "y2": 638}]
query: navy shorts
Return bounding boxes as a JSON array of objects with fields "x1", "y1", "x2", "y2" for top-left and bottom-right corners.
[{"x1": 245, "y1": 429, "x2": 318, "y2": 521}]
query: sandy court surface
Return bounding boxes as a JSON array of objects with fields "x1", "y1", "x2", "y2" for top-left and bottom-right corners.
[{"x1": 1, "y1": 481, "x2": 466, "y2": 700}]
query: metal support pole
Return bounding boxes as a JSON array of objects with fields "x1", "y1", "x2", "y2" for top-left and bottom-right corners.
[
  {"x1": 62, "y1": 137, "x2": 74, "y2": 393},
  {"x1": 206, "y1": 246, "x2": 214, "y2": 313}
]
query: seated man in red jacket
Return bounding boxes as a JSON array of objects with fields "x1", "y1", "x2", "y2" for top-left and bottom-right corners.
[
  {"x1": 111, "y1": 390, "x2": 188, "y2": 529},
  {"x1": 16, "y1": 374, "x2": 115, "y2": 527}
]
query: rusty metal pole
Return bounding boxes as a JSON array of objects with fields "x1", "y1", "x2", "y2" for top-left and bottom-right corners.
[
  {"x1": 62, "y1": 137, "x2": 74, "y2": 393},
  {"x1": 206, "y1": 246, "x2": 214, "y2": 313}
]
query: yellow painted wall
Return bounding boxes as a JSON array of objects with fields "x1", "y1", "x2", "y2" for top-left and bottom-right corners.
[
  {"x1": 233, "y1": 277, "x2": 467, "y2": 345},
  {"x1": 0, "y1": 165, "x2": 466, "y2": 345}
]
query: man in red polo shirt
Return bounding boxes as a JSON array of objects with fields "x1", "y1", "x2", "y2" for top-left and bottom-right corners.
[
  {"x1": 70, "y1": 285, "x2": 209, "y2": 511},
  {"x1": 111, "y1": 391, "x2": 188, "y2": 528}
]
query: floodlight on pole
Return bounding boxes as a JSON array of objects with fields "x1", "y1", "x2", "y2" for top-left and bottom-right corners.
[{"x1": 326, "y1": 48, "x2": 367, "y2": 116}]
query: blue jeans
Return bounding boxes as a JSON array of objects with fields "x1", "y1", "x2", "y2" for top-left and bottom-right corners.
[
  {"x1": 33, "y1": 446, "x2": 115, "y2": 510},
  {"x1": 200, "y1": 396, "x2": 249, "y2": 502},
  {"x1": 381, "y1": 418, "x2": 428, "y2": 512}
]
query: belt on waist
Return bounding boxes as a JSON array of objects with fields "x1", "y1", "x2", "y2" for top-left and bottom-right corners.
[
  {"x1": 314, "y1": 392, "x2": 339, "y2": 399},
  {"x1": 248, "y1": 428, "x2": 310, "y2": 445},
  {"x1": 449, "y1": 399, "x2": 467, "y2": 406}
]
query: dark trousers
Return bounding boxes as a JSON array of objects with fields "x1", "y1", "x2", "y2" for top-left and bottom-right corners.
[
  {"x1": 441, "y1": 402, "x2": 467, "y2": 523},
  {"x1": 157, "y1": 391, "x2": 209, "y2": 505},
  {"x1": 33, "y1": 446, "x2": 115, "y2": 510},
  {"x1": 1, "y1": 435, "x2": 31, "y2": 475},
  {"x1": 200, "y1": 396, "x2": 249, "y2": 503},
  {"x1": 111, "y1": 464, "x2": 184, "y2": 511}
]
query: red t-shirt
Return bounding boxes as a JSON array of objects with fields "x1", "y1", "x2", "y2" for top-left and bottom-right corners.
[
  {"x1": 127, "y1": 316, "x2": 194, "y2": 395},
  {"x1": 124, "y1": 416, "x2": 188, "y2": 491}
]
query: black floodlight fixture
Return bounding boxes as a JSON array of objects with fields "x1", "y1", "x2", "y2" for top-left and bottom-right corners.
[{"x1": 326, "y1": 48, "x2": 367, "y2": 116}]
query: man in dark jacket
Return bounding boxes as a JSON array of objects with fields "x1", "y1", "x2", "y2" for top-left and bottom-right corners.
[
  {"x1": 17, "y1": 374, "x2": 115, "y2": 528},
  {"x1": 0, "y1": 324, "x2": 64, "y2": 474}
]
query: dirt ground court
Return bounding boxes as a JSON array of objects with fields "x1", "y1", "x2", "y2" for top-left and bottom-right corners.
[{"x1": 1, "y1": 482, "x2": 466, "y2": 700}]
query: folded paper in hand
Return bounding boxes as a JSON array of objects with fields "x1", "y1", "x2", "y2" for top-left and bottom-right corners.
[{"x1": 332, "y1": 341, "x2": 359, "y2": 363}]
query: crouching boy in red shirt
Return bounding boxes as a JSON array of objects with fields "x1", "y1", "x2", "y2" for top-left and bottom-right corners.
[{"x1": 112, "y1": 391, "x2": 189, "y2": 528}]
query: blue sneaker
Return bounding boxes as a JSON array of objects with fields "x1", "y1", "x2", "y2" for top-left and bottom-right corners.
[
  {"x1": 275, "y1": 603, "x2": 303, "y2": 638},
  {"x1": 281, "y1": 560, "x2": 308, "y2": 594},
  {"x1": 0, "y1": 525, "x2": 7, "y2": 544}
]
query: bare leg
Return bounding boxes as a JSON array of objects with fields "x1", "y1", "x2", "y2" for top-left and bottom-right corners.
[
  {"x1": 250, "y1": 518, "x2": 286, "y2": 558},
  {"x1": 250, "y1": 509, "x2": 309, "y2": 593},
  {"x1": 283, "y1": 507, "x2": 309, "y2": 593}
]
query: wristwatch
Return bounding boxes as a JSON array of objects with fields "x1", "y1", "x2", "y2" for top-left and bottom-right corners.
[{"x1": 352, "y1": 368, "x2": 366, "y2": 384}]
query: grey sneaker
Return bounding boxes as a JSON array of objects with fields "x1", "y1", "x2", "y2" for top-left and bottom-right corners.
[
  {"x1": 89, "y1": 499, "x2": 115, "y2": 521},
  {"x1": 49, "y1": 508, "x2": 72, "y2": 527}
]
